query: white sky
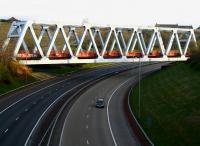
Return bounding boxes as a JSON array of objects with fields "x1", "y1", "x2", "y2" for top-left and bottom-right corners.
[{"x1": 0, "y1": 0, "x2": 199, "y2": 27}]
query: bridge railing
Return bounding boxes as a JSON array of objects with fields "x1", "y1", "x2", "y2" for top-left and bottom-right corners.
[{"x1": 2, "y1": 21, "x2": 197, "y2": 64}]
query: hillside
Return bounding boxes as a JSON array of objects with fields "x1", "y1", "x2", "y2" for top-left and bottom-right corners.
[{"x1": 129, "y1": 62, "x2": 200, "y2": 146}]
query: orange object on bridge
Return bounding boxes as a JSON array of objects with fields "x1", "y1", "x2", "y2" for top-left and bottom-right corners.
[
  {"x1": 78, "y1": 50, "x2": 97, "y2": 59},
  {"x1": 148, "y1": 50, "x2": 162, "y2": 58},
  {"x1": 167, "y1": 50, "x2": 181, "y2": 57},
  {"x1": 127, "y1": 50, "x2": 142, "y2": 58},
  {"x1": 17, "y1": 50, "x2": 40, "y2": 59},
  {"x1": 103, "y1": 50, "x2": 121, "y2": 58},
  {"x1": 49, "y1": 50, "x2": 71, "y2": 59}
]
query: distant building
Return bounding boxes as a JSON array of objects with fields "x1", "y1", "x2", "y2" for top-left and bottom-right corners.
[{"x1": 155, "y1": 24, "x2": 193, "y2": 29}]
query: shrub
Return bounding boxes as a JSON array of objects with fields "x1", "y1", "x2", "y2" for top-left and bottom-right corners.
[
  {"x1": 0, "y1": 50, "x2": 32, "y2": 83},
  {"x1": 0, "y1": 63, "x2": 12, "y2": 84},
  {"x1": 9, "y1": 60, "x2": 32, "y2": 76}
]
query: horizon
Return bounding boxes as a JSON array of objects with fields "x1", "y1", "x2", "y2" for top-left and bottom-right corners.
[{"x1": 0, "y1": 0, "x2": 199, "y2": 27}]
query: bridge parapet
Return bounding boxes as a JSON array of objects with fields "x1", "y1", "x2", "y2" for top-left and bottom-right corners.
[{"x1": 2, "y1": 21, "x2": 197, "y2": 65}]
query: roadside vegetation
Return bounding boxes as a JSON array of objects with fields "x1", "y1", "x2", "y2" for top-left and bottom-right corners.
[
  {"x1": 0, "y1": 20, "x2": 37, "y2": 94},
  {"x1": 0, "y1": 50, "x2": 34, "y2": 94},
  {"x1": 129, "y1": 44, "x2": 200, "y2": 145}
]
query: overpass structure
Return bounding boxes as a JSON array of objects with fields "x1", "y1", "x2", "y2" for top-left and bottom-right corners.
[{"x1": 2, "y1": 21, "x2": 197, "y2": 65}]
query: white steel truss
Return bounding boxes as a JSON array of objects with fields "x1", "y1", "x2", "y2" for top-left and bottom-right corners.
[{"x1": 2, "y1": 21, "x2": 197, "y2": 65}]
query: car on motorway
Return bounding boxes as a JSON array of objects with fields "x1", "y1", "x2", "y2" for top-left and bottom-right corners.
[{"x1": 96, "y1": 98, "x2": 105, "y2": 108}]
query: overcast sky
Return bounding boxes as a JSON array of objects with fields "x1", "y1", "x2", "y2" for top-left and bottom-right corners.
[{"x1": 0, "y1": 0, "x2": 199, "y2": 27}]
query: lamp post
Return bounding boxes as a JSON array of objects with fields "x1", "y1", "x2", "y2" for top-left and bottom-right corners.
[
  {"x1": 138, "y1": 57, "x2": 141, "y2": 119},
  {"x1": 25, "y1": 52, "x2": 28, "y2": 83}
]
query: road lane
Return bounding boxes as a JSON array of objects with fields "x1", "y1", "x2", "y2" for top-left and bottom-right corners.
[
  {"x1": 60, "y1": 63, "x2": 165, "y2": 146},
  {"x1": 0, "y1": 63, "x2": 139, "y2": 146},
  {"x1": 0, "y1": 63, "x2": 128, "y2": 113}
]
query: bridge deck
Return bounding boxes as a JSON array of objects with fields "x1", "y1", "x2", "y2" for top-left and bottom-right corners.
[
  {"x1": 3, "y1": 21, "x2": 196, "y2": 65},
  {"x1": 19, "y1": 57, "x2": 187, "y2": 65}
]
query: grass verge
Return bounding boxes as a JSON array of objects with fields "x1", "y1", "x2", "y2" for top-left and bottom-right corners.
[
  {"x1": 129, "y1": 63, "x2": 200, "y2": 146},
  {"x1": 0, "y1": 75, "x2": 36, "y2": 94}
]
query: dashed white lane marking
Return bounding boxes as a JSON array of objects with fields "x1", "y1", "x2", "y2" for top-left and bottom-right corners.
[
  {"x1": 86, "y1": 139, "x2": 90, "y2": 145},
  {"x1": 56, "y1": 89, "x2": 58, "y2": 91},
  {"x1": 27, "y1": 78, "x2": 100, "y2": 146},
  {"x1": 86, "y1": 125, "x2": 89, "y2": 129},
  {"x1": 58, "y1": 76, "x2": 109, "y2": 146},
  {"x1": 24, "y1": 108, "x2": 28, "y2": 112},
  {"x1": 33, "y1": 101, "x2": 37, "y2": 105},
  {"x1": 0, "y1": 76, "x2": 72, "y2": 115},
  {"x1": 15, "y1": 116, "x2": 20, "y2": 121},
  {"x1": 86, "y1": 114, "x2": 89, "y2": 118},
  {"x1": 4, "y1": 129, "x2": 8, "y2": 133}
]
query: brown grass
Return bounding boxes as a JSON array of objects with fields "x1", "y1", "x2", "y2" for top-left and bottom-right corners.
[{"x1": 0, "y1": 50, "x2": 31, "y2": 83}]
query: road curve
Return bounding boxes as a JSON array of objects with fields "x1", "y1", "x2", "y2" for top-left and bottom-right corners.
[
  {"x1": 0, "y1": 63, "x2": 139, "y2": 146},
  {"x1": 59, "y1": 63, "x2": 166, "y2": 146}
]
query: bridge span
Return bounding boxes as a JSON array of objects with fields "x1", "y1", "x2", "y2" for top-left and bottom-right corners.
[{"x1": 2, "y1": 21, "x2": 197, "y2": 65}]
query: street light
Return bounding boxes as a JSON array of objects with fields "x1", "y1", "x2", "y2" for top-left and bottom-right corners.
[
  {"x1": 138, "y1": 57, "x2": 141, "y2": 119},
  {"x1": 25, "y1": 51, "x2": 28, "y2": 83}
]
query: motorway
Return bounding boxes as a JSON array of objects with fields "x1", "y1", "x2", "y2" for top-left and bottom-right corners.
[
  {"x1": 0, "y1": 63, "x2": 144, "y2": 146},
  {"x1": 56, "y1": 63, "x2": 167, "y2": 146}
]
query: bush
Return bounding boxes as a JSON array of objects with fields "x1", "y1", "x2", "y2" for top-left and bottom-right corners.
[
  {"x1": 0, "y1": 50, "x2": 32, "y2": 83},
  {"x1": 9, "y1": 60, "x2": 32, "y2": 77},
  {"x1": 0, "y1": 64, "x2": 12, "y2": 84}
]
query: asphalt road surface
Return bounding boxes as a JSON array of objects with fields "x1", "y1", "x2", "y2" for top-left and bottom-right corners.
[
  {"x1": 60, "y1": 63, "x2": 166, "y2": 146},
  {"x1": 0, "y1": 63, "x2": 142, "y2": 146}
]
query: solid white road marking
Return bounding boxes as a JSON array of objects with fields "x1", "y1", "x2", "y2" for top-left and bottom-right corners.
[
  {"x1": 0, "y1": 64, "x2": 151, "y2": 115},
  {"x1": 107, "y1": 78, "x2": 132, "y2": 146},
  {"x1": 4, "y1": 129, "x2": 8, "y2": 133},
  {"x1": 25, "y1": 77, "x2": 103, "y2": 146},
  {"x1": 58, "y1": 76, "x2": 107, "y2": 146},
  {"x1": 0, "y1": 76, "x2": 76, "y2": 115}
]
